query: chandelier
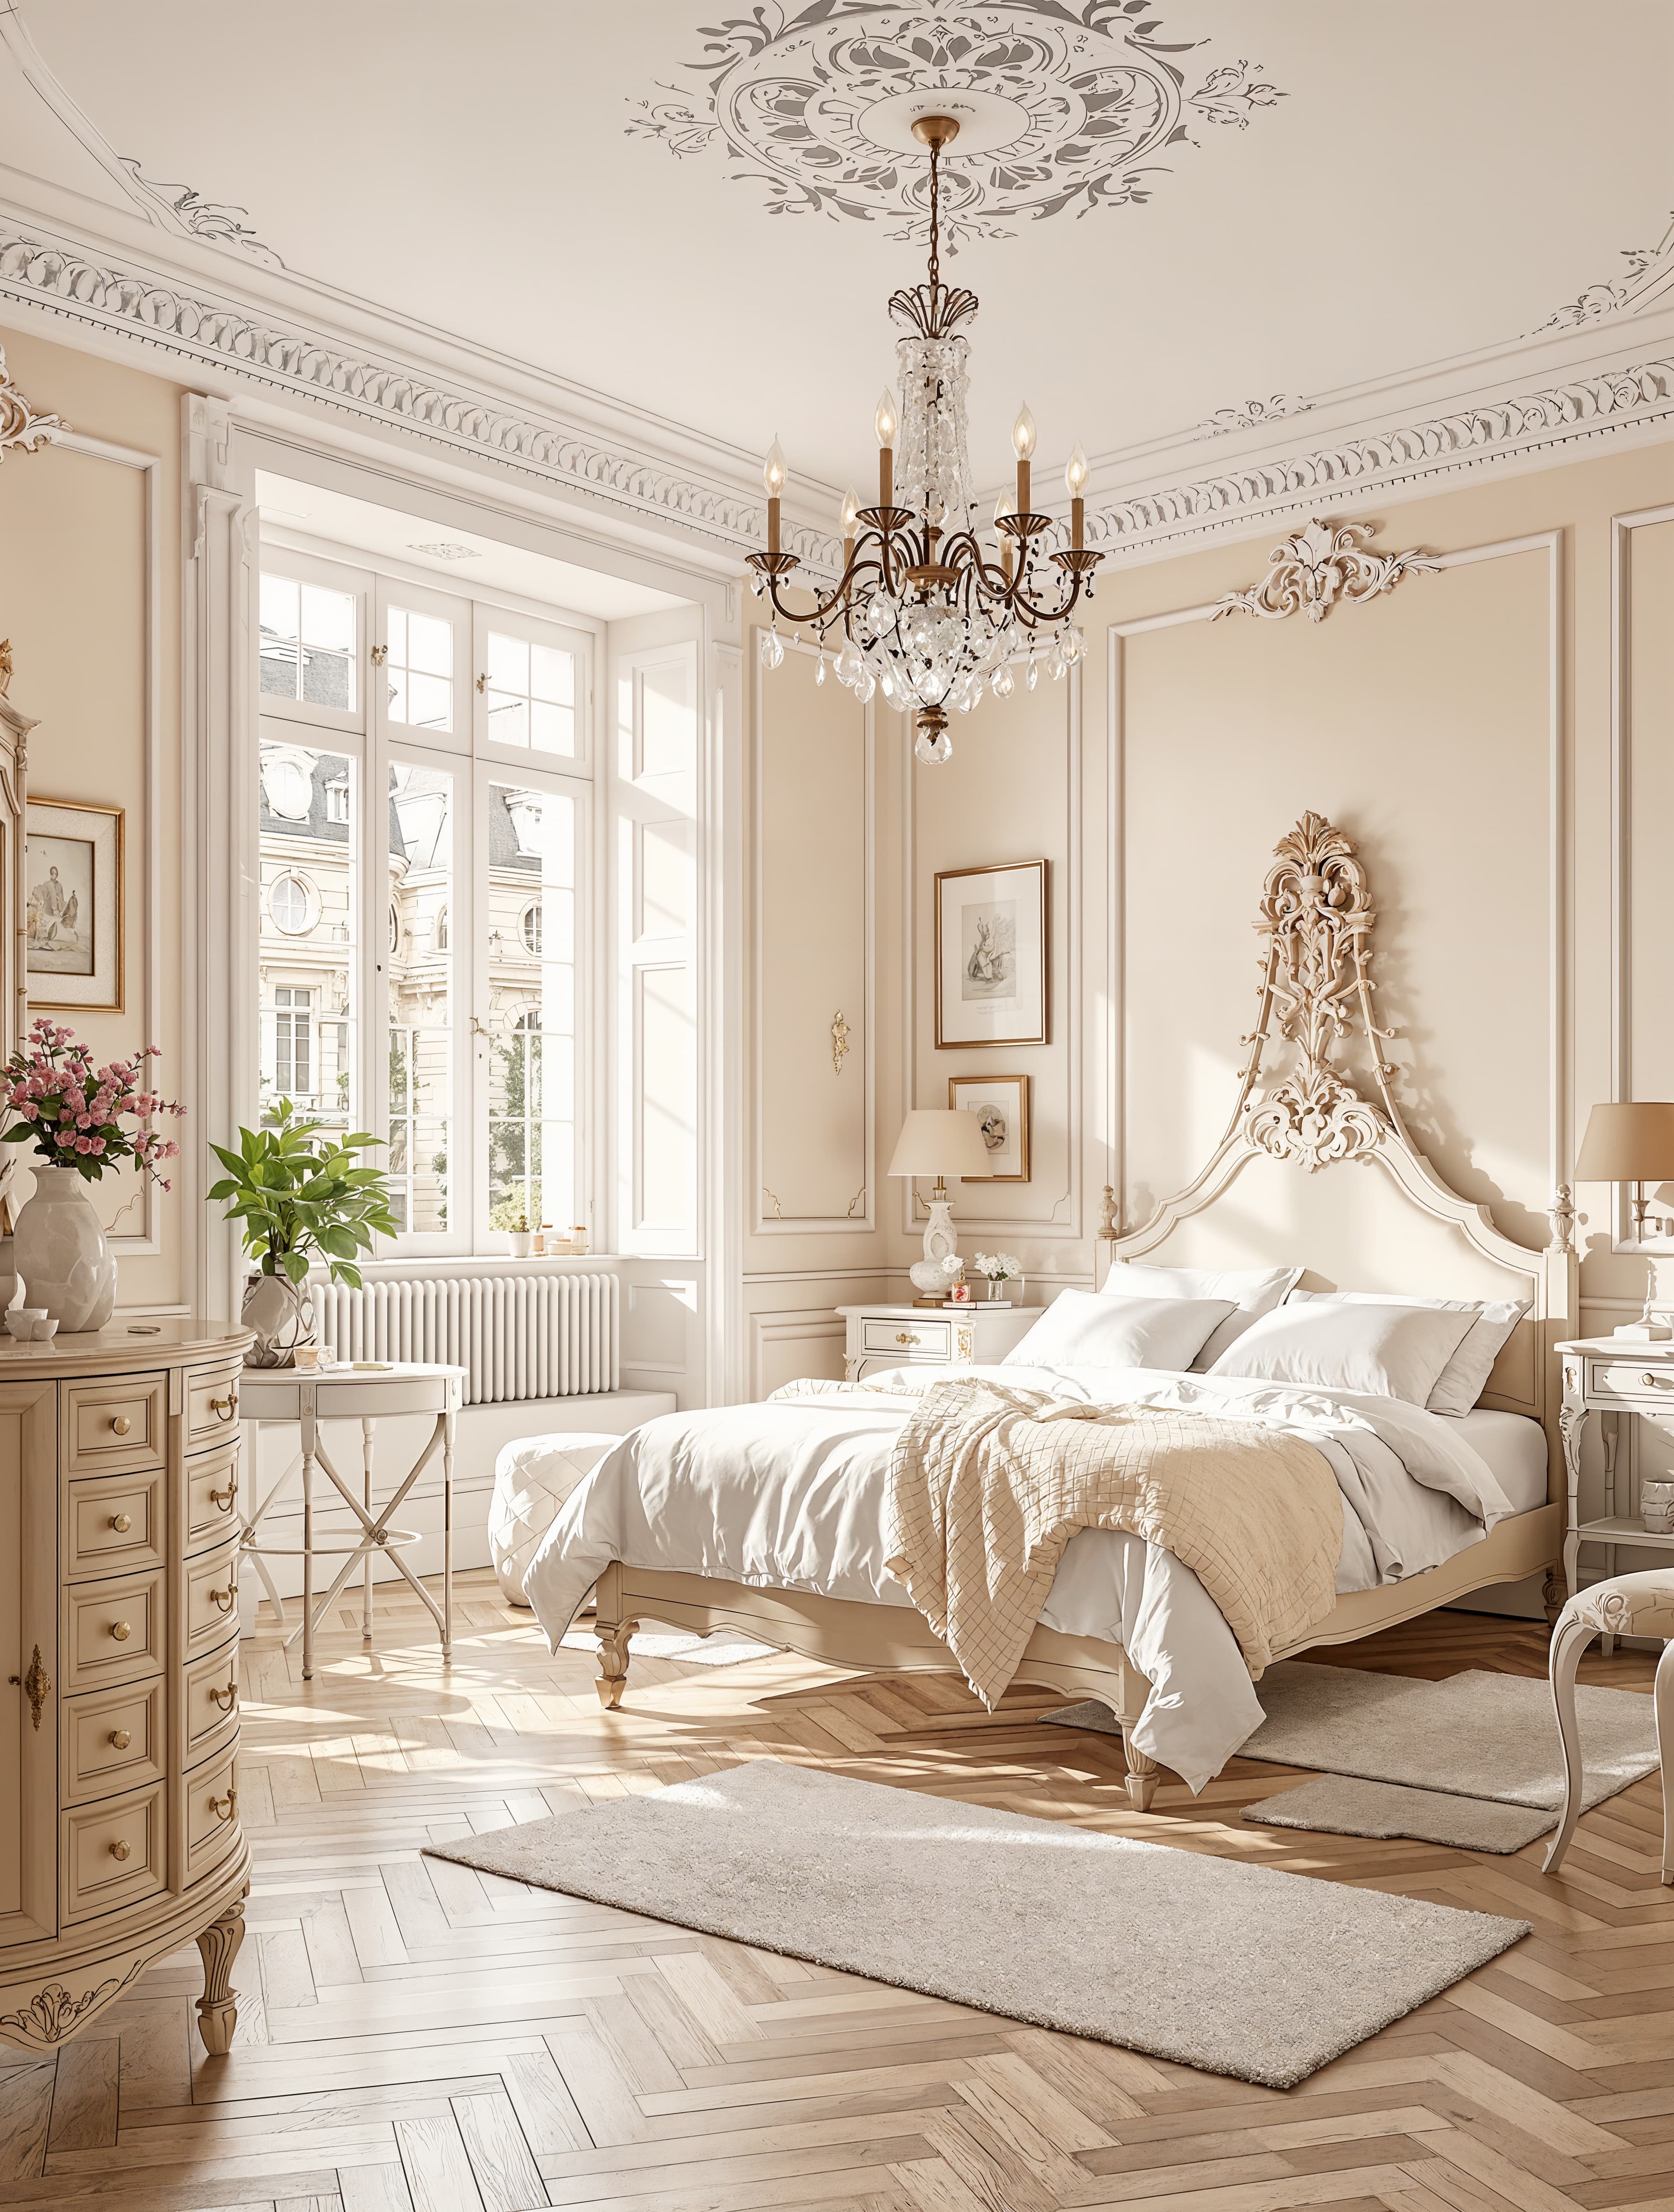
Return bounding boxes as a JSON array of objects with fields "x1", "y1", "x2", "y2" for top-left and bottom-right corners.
[{"x1": 747, "y1": 113, "x2": 1102, "y2": 766}]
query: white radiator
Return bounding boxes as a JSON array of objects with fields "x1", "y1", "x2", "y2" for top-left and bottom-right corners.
[{"x1": 313, "y1": 1273, "x2": 620, "y2": 1405}]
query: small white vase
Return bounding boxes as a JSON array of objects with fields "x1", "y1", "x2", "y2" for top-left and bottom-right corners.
[
  {"x1": 241, "y1": 1270, "x2": 317, "y2": 1367},
  {"x1": 12, "y1": 1166, "x2": 118, "y2": 1333}
]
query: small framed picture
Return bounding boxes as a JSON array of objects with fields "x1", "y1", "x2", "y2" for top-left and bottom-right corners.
[
  {"x1": 935, "y1": 858, "x2": 1047, "y2": 1048},
  {"x1": 26, "y1": 799, "x2": 124, "y2": 1012},
  {"x1": 949, "y1": 1073, "x2": 1030, "y2": 1182}
]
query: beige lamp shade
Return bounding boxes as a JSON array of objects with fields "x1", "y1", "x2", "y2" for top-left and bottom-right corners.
[
  {"x1": 1575, "y1": 1102, "x2": 1674, "y2": 1182},
  {"x1": 887, "y1": 1109, "x2": 992, "y2": 1181}
]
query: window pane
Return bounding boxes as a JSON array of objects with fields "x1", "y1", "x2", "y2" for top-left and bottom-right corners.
[
  {"x1": 486, "y1": 781, "x2": 576, "y2": 1233},
  {"x1": 258, "y1": 742, "x2": 355, "y2": 1128},
  {"x1": 386, "y1": 605, "x2": 454, "y2": 733},
  {"x1": 259, "y1": 575, "x2": 301, "y2": 700},
  {"x1": 389, "y1": 763, "x2": 453, "y2": 1234},
  {"x1": 486, "y1": 629, "x2": 576, "y2": 758},
  {"x1": 301, "y1": 584, "x2": 355, "y2": 655},
  {"x1": 260, "y1": 575, "x2": 355, "y2": 713}
]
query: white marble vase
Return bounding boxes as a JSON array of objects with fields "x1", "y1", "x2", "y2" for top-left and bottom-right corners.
[
  {"x1": 241, "y1": 1269, "x2": 317, "y2": 1367},
  {"x1": 12, "y1": 1165, "x2": 118, "y2": 1333}
]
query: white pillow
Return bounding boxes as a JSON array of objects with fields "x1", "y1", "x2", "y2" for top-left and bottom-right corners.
[
  {"x1": 1004, "y1": 1290, "x2": 1235, "y2": 1373},
  {"x1": 1207, "y1": 1300, "x2": 1479, "y2": 1405},
  {"x1": 1287, "y1": 1290, "x2": 1530, "y2": 1417},
  {"x1": 1098, "y1": 1260, "x2": 1302, "y2": 1369}
]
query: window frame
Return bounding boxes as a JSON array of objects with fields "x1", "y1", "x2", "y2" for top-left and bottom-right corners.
[{"x1": 255, "y1": 541, "x2": 602, "y2": 1260}]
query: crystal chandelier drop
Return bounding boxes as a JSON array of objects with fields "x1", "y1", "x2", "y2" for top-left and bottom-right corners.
[{"x1": 748, "y1": 113, "x2": 1102, "y2": 766}]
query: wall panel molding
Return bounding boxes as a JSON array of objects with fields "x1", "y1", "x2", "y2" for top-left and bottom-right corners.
[
  {"x1": 1107, "y1": 528, "x2": 1566, "y2": 1236},
  {"x1": 748, "y1": 1303, "x2": 847, "y2": 1399}
]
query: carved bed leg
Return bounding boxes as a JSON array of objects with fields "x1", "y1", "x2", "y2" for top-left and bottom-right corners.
[
  {"x1": 595, "y1": 1616, "x2": 638, "y2": 1709},
  {"x1": 194, "y1": 1885, "x2": 247, "y2": 2055},
  {"x1": 1121, "y1": 1734, "x2": 1159, "y2": 1812}
]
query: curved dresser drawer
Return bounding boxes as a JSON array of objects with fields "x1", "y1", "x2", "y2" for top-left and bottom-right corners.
[
  {"x1": 183, "y1": 1747, "x2": 241, "y2": 1887},
  {"x1": 64, "y1": 1676, "x2": 166, "y2": 1805},
  {"x1": 183, "y1": 1546, "x2": 241, "y2": 1659},
  {"x1": 66, "y1": 1466, "x2": 166, "y2": 1580},
  {"x1": 183, "y1": 1634, "x2": 240, "y2": 1767},
  {"x1": 185, "y1": 1364, "x2": 243, "y2": 1452},
  {"x1": 62, "y1": 1777, "x2": 166, "y2": 1923},
  {"x1": 184, "y1": 1444, "x2": 241, "y2": 1553},
  {"x1": 64, "y1": 1567, "x2": 165, "y2": 1693}
]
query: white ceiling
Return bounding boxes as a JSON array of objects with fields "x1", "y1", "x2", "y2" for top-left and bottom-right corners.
[{"x1": 11, "y1": 1, "x2": 1674, "y2": 505}]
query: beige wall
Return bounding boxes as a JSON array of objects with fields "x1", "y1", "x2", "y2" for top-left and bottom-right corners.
[{"x1": 0, "y1": 328, "x2": 186, "y2": 1310}]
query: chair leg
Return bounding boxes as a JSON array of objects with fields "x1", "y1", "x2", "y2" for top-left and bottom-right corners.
[
  {"x1": 1655, "y1": 1639, "x2": 1674, "y2": 1886},
  {"x1": 1543, "y1": 1616, "x2": 1595, "y2": 1875}
]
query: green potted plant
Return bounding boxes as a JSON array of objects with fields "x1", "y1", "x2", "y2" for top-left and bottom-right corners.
[{"x1": 208, "y1": 1100, "x2": 397, "y2": 1367}]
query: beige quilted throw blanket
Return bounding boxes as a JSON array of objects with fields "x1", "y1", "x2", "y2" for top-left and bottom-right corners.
[{"x1": 884, "y1": 1377, "x2": 1341, "y2": 1709}]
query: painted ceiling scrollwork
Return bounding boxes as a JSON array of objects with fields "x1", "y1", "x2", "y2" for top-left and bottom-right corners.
[{"x1": 627, "y1": 2, "x2": 1284, "y2": 243}]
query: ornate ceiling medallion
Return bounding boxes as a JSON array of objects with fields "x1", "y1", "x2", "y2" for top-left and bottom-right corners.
[
  {"x1": 1211, "y1": 518, "x2": 1439, "y2": 625},
  {"x1": 628, "y1": 3, "x2": 1283, "y2": 243}
]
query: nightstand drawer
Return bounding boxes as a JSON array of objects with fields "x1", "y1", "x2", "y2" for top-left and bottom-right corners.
[
  {"x1": 862, "y1": 1318, "x2": 954, "y2": 1358},
  {"x1": 64, "y1": 1677, "x2": 166, "y2": 1804},
  {"x1": 1588, "y1": 1361, "x2": 1674, "y2": 1409},
  {"x1": 64, "y1": 1568, "x2": 165, "y2": 1692},
  {"x1": 66, "y1": 1467, "x2": 166, "y2": 1580},
  {"x1": 63, "y1": 1780, "x2": 165, "y2": 1923},
  {"x1": 64, "y1": 1375, "x2": 166, "y2": 1474}
]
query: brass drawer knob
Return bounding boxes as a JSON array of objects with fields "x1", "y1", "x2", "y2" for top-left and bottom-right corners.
[
  {"x1": 111, "y1": 1416, "x2": 132, "y2": 1436},
  {"x1": 209, "y1": 1787, "x2": 237, "y2": 1823},
  {"x1": 895, "y1": 1331, "x2": 919, "y2": 1346},
  {"x1": 208, "y1": 1582, "x2": 236, "y2": 1613},
  {"x1": 109, "y1": 1621, "x2": 131, "y2": 1642},
  {"x1": 208, "y1": 1678, "x2": 236, "y2": 1713},
  {"x1": 109, "y1": 1729, "x2": 131, "y2": 1750},
  {"x1": 109, "y1": 1840, "x2": 130, "y2": 1862},
  {"x1": 110, "y1": 1512, "x2": 132, "y2": 1534},
  {"x1": 208, "y1": 1393, "x2": 237, "y2": 1419},
  {"x1": 1644, "y1": 1372, "x2": 1673, "y2": 1389},
  {"x1": 209, "y1": 1475, "x2": 238, "y2": 1511}
]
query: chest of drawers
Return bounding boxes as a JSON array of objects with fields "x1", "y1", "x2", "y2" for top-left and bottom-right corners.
[{"x1": 0, "y1": 1319, "x2": 253, "y2": 2055}]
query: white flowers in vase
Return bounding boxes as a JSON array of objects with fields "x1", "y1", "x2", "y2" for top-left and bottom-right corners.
[{"x1": 971, "y1": 1252, "x2": 1023, "y2": 1300}]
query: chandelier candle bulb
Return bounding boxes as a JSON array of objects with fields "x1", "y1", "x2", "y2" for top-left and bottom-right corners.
[
  {"x1": 763, "y1": 438, "x2": 787, "y2": 555},
  {"x1": 1013, "y1": 404, "x2": 1036, "y2": 518},
  {"x1": 1066, "y1": 440, "x2": 1088, "y2": 549},
  {"x1": 875, "y1": 389, "x2": 897, "y2": 507},
  {"x1": 840, "y1": 485, "x2": 859, "y2": 571}
]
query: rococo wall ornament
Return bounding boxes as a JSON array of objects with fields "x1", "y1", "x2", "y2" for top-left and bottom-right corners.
[
  {"x1": 627, "y1": 2, "x2": 1283, "y2": 243},
  {"x1": 1211, "y1": 518, "x2": 1439, "y2": 625},
  {"x1": 0, "y1": 343, "x2": 67, "y2": 461}
]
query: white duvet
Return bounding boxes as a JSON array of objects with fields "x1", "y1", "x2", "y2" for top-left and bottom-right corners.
[{"x1": 521, "y1": 1361, "x2": 1518, "y2": 1792}]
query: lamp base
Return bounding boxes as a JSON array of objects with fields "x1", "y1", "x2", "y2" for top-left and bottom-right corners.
[
  {"x1": 1614, "y1": 1319, "x2": 1674, "y2": 1341},
  {"x1": 922, "y1": 1198, "x2": 957, "y2": 1272}
]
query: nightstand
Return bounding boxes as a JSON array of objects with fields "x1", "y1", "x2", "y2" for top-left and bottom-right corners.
[
  {"x1": 1559, "y1": 1339, "x2": 1674, "y2": 1631},
  {"x1": 837, "y1": 1301, "x2": 1042, "y2": 1384}
]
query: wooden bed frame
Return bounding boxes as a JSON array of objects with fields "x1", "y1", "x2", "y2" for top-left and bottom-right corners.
[{"x1": 589, "y1": 813, "x2": 1578, "y2": 1809}]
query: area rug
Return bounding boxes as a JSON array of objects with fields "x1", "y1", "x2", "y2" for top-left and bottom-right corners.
[
  {"x1": 1043, "y1": 1662, "x2": 1660, "y2": 1851},
  {"x1": 423, "y1": 1757, "x2": 1528, "y2": 2087},
  {"x1": 558, "y1": 1625, "x2": 777, "y2": 1667}
]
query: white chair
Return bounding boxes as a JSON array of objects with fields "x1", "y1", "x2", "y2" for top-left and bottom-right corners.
[
  {"x1": 489, "y1": 1432, "x2": 620, "y2": 1605},
  {"x1": 1544, "y1": 1568, "x2": 1674, "y2": 1878}
]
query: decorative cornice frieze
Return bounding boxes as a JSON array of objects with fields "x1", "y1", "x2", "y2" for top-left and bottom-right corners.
[
  {"x1": 0, "y1": 337, "x2": 66, "y2": 457},
  {"x1": 1195, "y1": 393, "x2": 1312, "y2": 438},
  {"x1": 1088, "y1": 354, "x2": 1674, "y2": 553},
  {"x1": 1211, "y1": 518, "x2": 1438, "y2": 624},
  {"x1": 1534, "y1": 212, "x2": 1674, "y2": 334},
  {"x1": 0, "y1": 218, "x2": 832, "y2": 560}
]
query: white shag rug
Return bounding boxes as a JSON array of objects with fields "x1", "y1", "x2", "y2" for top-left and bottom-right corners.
[
  {"x1": 1045, "y1": 1662, "x2": 1660, "y2": 1851},
  {"x1": 424, "y1": 1758, "x2": 1528, "y2": 2088}
]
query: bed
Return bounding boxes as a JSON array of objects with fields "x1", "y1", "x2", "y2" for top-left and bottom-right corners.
[{"x1": 522, "y1": 811, "x2": 1576, "y2": 1808}]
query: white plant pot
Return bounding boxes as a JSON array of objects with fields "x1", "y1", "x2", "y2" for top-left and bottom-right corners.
[
  {"x1": 241, "y1": 1270, "x2": 317, "y2": 1368},
  {"x1": 12, "y1": 1166, "x2": 118, "y2": 1333}
]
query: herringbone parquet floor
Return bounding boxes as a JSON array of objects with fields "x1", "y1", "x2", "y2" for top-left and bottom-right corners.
[{"x1": 2, "y1": 1570, "x2": 1670, "y2": 2212}]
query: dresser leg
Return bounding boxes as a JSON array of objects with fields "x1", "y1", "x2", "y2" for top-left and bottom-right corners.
[{"x1": 194, "y1": 1889, "x2": 247, "y2": 2055}]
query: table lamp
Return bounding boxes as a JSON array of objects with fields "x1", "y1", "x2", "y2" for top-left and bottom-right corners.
[
  {"x1": 888, "y1": 1109, "x2": 992, "y2": 1294},
  {"x1": 1575, "y1": 1101, "x2": 1674, "y2": 1340}
]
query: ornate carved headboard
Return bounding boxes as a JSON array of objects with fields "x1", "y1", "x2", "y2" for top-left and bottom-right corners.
[{"x1": 1099, "y1": 812, "x2": 1575, "y2": 1469}]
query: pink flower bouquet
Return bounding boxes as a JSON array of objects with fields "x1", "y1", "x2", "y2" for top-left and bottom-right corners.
[{"x1": 0, "y1": 1017, "x2": 184, "y2": 1186}]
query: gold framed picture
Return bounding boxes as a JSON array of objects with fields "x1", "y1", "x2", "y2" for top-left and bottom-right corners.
[
  {"x1": 26, "y1": 798, "x2": 124, "y2": 1012},
  {"x1": 934, "y1": 859, "x2": 1047, "y2": 1048},
  {"x1": 949, "y1": 1073, "x2": 1029, "y2": 1181}
]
